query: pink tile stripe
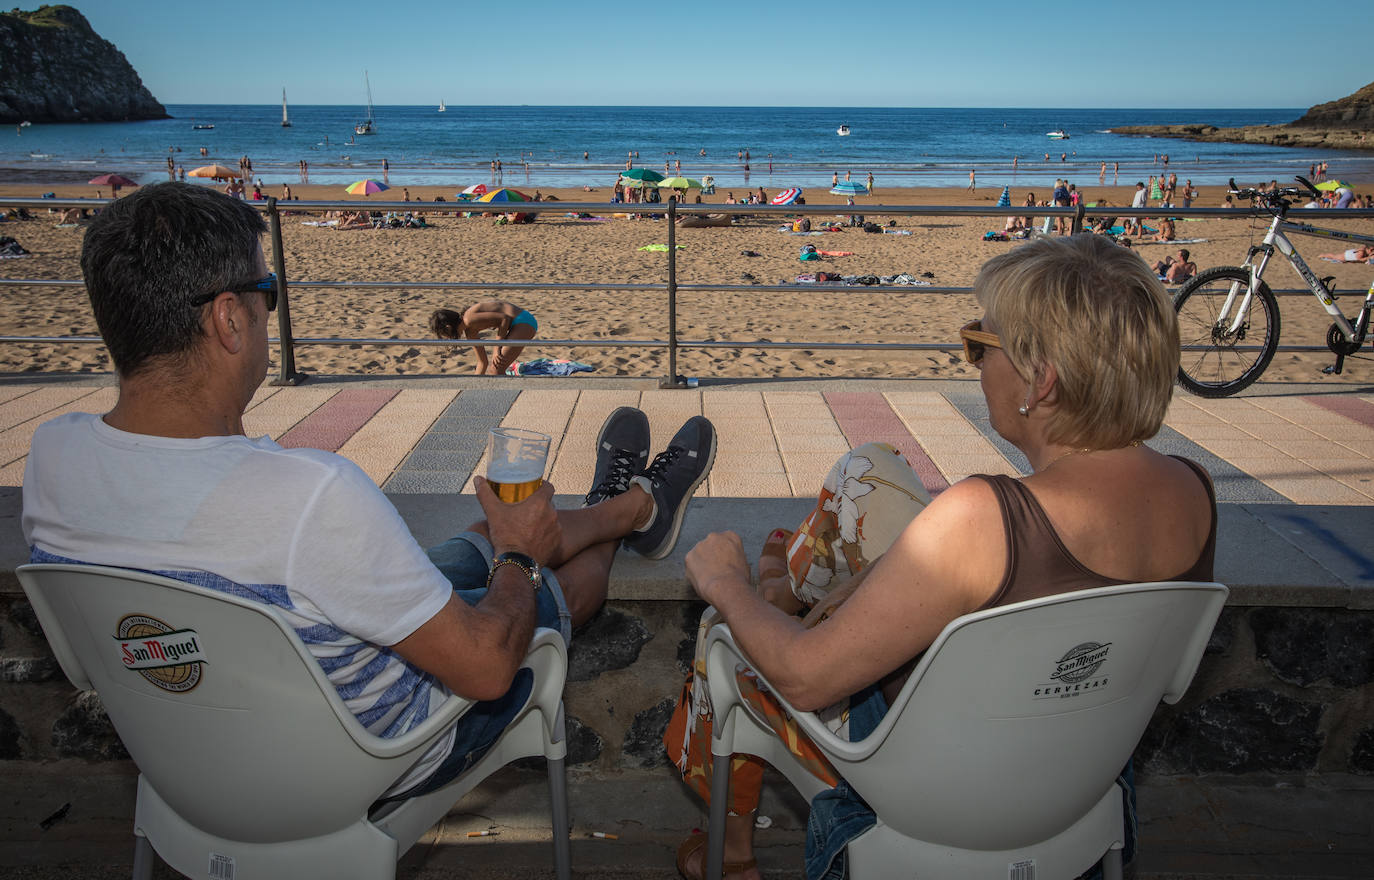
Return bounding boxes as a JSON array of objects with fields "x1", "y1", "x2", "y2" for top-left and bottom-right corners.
[
  {"x1": 278, "y1": 388, "x2": 399, "y2": 452},
  {"x1": 1305, "y1": 395, "x2": 1374, "y2": 429},
  {"x1": 824, "y1": 391, "x2": 950, "y2": 494}
]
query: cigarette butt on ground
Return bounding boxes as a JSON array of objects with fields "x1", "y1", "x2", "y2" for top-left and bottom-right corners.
[
  {"x1": 466, "y1": 830, "x2": 499, "y2": 838},
  {"x1": 588, "y1": 831, "x2": 619, "y2": 839}
]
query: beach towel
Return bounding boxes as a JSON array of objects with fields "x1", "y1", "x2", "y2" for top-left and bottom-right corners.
[
  {"x1": 638, "y1": 243, "x2": 683, "y2": 251},
  {"x1": 818, "y1": 251, "x2": 855, "y2": 257},
  {"x1": 1137, "y1": 237, "x2": 1207, "y2": 245},
  {"x1": 504, "y1": 358, "x2": 595, "y2": 377},
  {"x1": 300, "y1": 220, "x2": 338, "y2": 227},
  {"x1": 882, "y1": 229, "x2": 913, "y2": 235},
  {"x1": 788, "y1": 231, "x2": 827, "y2": 236}
]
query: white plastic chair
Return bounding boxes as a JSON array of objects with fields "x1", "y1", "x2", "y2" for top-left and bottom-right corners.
[
  {"x1": 703, "y1": 581, "x2": 1228, "y2": 880},
  {"x1": 17, "y1": 562, "x2": 572, "y2": 880}
]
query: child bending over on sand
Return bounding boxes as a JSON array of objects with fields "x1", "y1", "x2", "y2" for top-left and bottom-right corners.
[{"x1": 430, "y1": 300, "x2": 538, "y2": 375}]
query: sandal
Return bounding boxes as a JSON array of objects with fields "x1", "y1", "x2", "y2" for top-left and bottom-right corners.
[
  {"x1": 757, "y1": 528, "x2": 791, "y2": 582},
  {"x1": 675, "y1": 833, "x2": 758, "y2": 880}
]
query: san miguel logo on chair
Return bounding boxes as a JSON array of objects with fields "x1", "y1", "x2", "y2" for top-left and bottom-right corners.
[
  {"x1": 114, "y1": 614, "x2": 207, "y2": 693},
  {"x1": 1032, "y1": 641, "x2": 1112, "y2": 700}
]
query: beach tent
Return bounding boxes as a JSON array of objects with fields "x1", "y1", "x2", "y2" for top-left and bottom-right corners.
[{"x1": 996, "y1": 186, "x2": 1011, "y2": 208}]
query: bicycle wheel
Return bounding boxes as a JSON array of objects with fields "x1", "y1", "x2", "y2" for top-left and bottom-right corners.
[{"x1": 1173, "y1": 266, "x2": 1281, "y2": 397}]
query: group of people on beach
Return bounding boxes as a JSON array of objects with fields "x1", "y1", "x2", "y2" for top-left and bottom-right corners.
[{"x1": 24, "y1": 181, "x2": 1218, "y2": 880}]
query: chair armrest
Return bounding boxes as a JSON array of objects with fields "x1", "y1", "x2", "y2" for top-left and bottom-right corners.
[
  {"x1": 345, "y1": 627, "x2": 566, "y2": 759},
  {"x1": 702, "y1": 623, "x2": 885, "y2": 766}
]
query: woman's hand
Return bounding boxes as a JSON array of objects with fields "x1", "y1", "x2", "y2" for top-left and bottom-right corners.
[{"x1": 684, "y1": 531, "x2": 752, "y2": 607}]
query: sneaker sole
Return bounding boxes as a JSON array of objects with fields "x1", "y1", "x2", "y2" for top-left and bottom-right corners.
[{"x1": 642, "y1": 427, "x2": 717, "y2": 560}]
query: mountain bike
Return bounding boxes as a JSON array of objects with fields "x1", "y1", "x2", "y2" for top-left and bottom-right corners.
[{"x1": 1173, "y1": 176, "x2": 1374, "y2": 397}]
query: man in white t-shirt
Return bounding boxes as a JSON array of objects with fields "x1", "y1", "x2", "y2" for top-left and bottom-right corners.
[
  {"x1": 22, "y1": 183, "x2": 717, "y2": 799},
  {"x1": 1127, "y1": 181, "x2": 1148, "y2": 236}
]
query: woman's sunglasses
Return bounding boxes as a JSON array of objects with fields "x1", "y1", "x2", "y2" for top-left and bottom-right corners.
[
  {"x1": 959, "y1": 319, "x2": 1002, "y2": 366},
  {"x1": 190, "y1": 274, "x2": 278, "y2": 312}
]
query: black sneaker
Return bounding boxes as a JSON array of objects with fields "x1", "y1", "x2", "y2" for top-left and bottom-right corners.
[
  {"x1": 625, "y1": 416, "x2": 717, "y2": 560},
  {"x1": 584, "y1": 407, "x2": 651, "y2": 507}
]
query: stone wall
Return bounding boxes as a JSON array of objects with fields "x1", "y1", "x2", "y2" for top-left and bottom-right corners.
[
  {"x1": 2, "y1": 597, "x2": 1371, "y2": 780},
  {"x1": 0, "y1": 5, "x2": 166, "y2": 124}
]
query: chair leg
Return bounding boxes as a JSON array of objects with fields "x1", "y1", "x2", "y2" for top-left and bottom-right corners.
[
  {"x1": 705, "y1": 753, "x2": 732, "y2": 880},
  {"x1": 547, "y1": 756, "x2": 572, "y2": 880},
  {"x1": 131, "y1": 833, "x2": 154, "y2": 880},
  {"x1": 1102, "y1": 843, "x2": 1124, "y2": 880}
]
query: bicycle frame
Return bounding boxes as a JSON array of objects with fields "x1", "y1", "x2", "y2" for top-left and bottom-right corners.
[{"x1": 1225, "y1": 214, "x2": 1374, "y2": 344}]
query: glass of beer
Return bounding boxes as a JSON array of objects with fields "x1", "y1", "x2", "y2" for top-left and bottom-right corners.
[{"x1": 486, "y1": 427, "x2": 550, "y2": 503}]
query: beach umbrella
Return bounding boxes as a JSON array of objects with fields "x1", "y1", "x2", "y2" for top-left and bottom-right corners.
[
  {"x1": 187, "y1": 164, "x2": 241, "y2": 181},
  {"x1": 830, "y1": 181, "x2": 868, "y2": 197},
  {"x1": 1315, "y1": 179, "x2": 1351, "y2": 191},
  {"x1": 88, "y1": 173, "x2": 137, "y2": 189},
  {"x1": 346, "y1": 179, "x2": 390, "y2": 195},
  {"x1": 459, "y1": 183, "x2": 489, "y2": 197},
  {"x1": 771, "y1": 187, "x2": 803, "y2": 206},
  {"x1": 657, "y1": 177, "x2": 703, "y2": 190},
  {"x1": 621, "y1": 168, "x2": 665, "y2": 183},
  {"x1": 996, "y1": 185, "x2": 1011, "y2": 208},
  {"x1": 475, "y1": 187, "x2": 531, "y2": 203}
]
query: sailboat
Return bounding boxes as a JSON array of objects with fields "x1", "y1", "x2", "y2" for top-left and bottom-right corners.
[
  {"x1": 281, "y1": 88, "x2": 291, "y2": 128},
  {"x1": 354, "y1": 72, "x2": 376, "y2": 136},
  {"x1": 438, "y1": 100, "x2": 446, "y2": 113}
]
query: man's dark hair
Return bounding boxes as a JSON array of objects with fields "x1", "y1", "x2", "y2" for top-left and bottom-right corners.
[
  {"x1": 80, "y1": 182, "x2": 267, "y2": 377},
  {"x1": 1179, "y1": 249, "x2": 1190, "y2": 261}
]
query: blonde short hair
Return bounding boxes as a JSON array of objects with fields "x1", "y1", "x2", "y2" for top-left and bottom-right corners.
[{"x1": 974, "y1": 234, "x2": 1179, "y2": 448}]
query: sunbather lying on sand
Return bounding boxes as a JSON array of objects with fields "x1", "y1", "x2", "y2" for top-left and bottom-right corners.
[{"x1": 1319, "y1": 244, "x2": 1374, "y2": 262}]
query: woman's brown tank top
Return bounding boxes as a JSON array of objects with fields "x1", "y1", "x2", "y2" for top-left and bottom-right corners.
[{"x1": 972, "y1": 456, "x2": 1217, "y2": 611}]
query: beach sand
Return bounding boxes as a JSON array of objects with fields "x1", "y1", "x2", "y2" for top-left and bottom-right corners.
[{"x1": 2, "y1": 180, "x2": 1372, "y2": 385}]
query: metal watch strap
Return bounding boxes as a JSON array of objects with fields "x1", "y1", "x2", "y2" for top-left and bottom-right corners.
[{"x1": 489, "y1": 551, "x2": 541, "y2": 591}]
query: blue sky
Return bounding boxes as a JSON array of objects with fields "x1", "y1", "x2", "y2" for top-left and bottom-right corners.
[{"x1": 69, "y1": 0, "x2": 1367, "y2": 108}]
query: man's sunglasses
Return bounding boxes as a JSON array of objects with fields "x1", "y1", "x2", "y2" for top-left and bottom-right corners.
[
  {"x1": 190, "y1": 274, "x2": 278, "y2": 312},
  {"x1": 959, "y1": 319, "x2": 1002, "y2": 366}
]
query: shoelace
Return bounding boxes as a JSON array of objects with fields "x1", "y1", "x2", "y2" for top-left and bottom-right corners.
[
  {"x1": 642, "y1": 445, "x2": 682, "y2": 486},
  {"x1": 588, "y1": 448, "x2": 640, "y2": 500}
]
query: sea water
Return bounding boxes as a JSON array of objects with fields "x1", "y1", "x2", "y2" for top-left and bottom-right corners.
[{"x1": 5, "y1": 105, "x2": 1371, "y2": 192}]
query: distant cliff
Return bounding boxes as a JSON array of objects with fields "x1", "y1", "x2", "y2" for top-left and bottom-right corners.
[
  {"x1": 1110, "y1": 82, "x2": 1374, "y2": 153},
  {"x1": 0, "y1": 5, "x2": 167, "y2": 124}
]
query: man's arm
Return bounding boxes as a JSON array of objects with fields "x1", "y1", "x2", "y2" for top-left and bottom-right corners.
[{"x1": 391, "y1": 479, "x2": 561, "y2": 701}]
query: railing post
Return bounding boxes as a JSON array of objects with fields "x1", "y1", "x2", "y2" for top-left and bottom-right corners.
[
  {"x1": 266, "y1": 198, "x2": 307, "y2": 386},
  {"x1": 1072, "y1": 202, "x2": 1086, "y2": 235},
  {"x1": 660, "y1": 196, "x2": 685, "y2": 388}
]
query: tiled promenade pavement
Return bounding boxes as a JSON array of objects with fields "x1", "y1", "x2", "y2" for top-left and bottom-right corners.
[{"x1": 2, "y1": 379, "x2": 1372, "y2": 504}]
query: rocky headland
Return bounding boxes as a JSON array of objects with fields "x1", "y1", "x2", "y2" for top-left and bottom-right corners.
[
  {"x1": 1110, "y1": 81, "x2": 1374, "y2": 152},
  {"x1": 0, "y1": 5, "x2": 166, "y2": 124}
]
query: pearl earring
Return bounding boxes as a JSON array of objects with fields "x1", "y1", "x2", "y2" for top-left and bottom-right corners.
[{"x1": 1018, "y1": 404, "x2": 1029, "y2": 417}]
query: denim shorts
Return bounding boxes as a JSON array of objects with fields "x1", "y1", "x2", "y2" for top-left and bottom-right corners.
[{"x1": 382, "y1": 531, "x2": 570, "y2": 802}]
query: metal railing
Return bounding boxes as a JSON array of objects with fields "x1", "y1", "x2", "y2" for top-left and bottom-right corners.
[{"x1": 2, "y1": 196, "x2": 1372, "y2": 387}]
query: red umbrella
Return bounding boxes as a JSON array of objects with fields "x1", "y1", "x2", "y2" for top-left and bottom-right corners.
[{"x1": 88, "y1": 173, "x2": 138, "y2": 191}]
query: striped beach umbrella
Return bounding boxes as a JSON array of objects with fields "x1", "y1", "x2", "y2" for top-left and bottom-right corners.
[
  {"x1": 475, "y1": 187, "x2": 531, "y2": 203},
  {"x1": 345, "y1": 179, "x2": 390, "y2": 195},
  {"x1": 829, "y1": 181, "x2": 868, "y2": 197},
  {"x1": 996, "y1": 185, "x2": 1011, "y2": 208},
  {"x1": 459, "y1": 183, "x2": 489, "y2": 197},
  {"x1": 771, "y1": 187, "x2": 803, "y2": 206}
]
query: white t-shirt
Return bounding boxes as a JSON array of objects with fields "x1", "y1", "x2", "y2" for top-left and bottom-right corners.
[
  {"x1": 1131, "y1": 188, "x2": 1148, "y2": 209},
  {"x1": 22, "y1": 412, "x2": 456, "y2": 793}
]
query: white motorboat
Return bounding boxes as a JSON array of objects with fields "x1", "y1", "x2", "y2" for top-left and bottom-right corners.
[
  {"x1": 1047, "y1": 129, "x2": 1069, "y2": 139},
  {"x1": 354, "y1": 72, "x2": 377, "y2": 136},
  {"x1": 837, "y1": 124, "x2": 850, "y2": 136}
]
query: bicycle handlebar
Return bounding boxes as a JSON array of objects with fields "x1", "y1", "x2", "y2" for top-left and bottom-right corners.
[{"x1": 1228, "y1": 176, "x2": 1323, "y2": 213}]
